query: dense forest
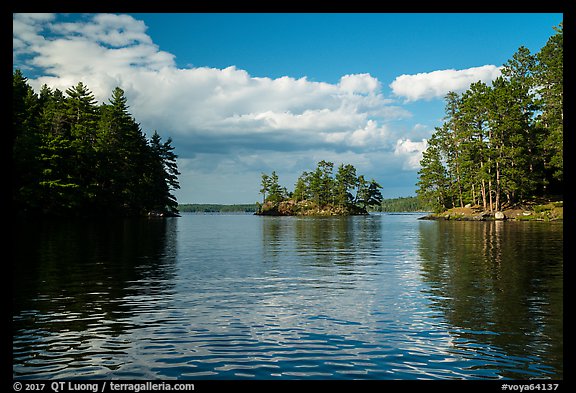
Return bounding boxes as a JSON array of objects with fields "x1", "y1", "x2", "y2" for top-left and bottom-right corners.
[
  {"x1": 417, "y1": 24, "x2": 563, "y2": 213},
  {"x1": 12, "y1": 71, "x2": 180, "y2": 217},
  {"x1": 257, "y1": 160, "x2": 383, "y2": 215}
]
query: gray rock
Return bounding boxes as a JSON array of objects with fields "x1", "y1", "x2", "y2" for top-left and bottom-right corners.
[{"x1": 494, "y1": 211, "x2": 506, "y2": 220}]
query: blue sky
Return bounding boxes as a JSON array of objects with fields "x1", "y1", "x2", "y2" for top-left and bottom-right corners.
[{"x1": 13, "y1": 13, "x2": 563, "y2": 203}]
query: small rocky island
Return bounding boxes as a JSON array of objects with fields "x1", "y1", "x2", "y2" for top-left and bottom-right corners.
[
  {"x1": 255, "y1": 160, "x2": 383, "y2": 216},
  {"x1": 257, "y1": 199, "x2": 369, "y2": 216}
]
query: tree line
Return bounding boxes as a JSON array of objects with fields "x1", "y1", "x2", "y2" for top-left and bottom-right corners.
[
  {"x1": 373, "y1": 196, "x2": 430, "y2": 212},
  {"x1": 179, "y1": 204, "x2": 257, "y2": 213},
  {"x1": 178, "y1": 197, "x2": 427, "y2": 214},
  {"x1": 12, "y1": 70, "x2": 180, "y2": 217},
  {"x1": 417, "y1": 24, "x2": 563, "y2": 213},
  {"x1": 259, "y1": 160, "x2": 383, "y2": 213}
]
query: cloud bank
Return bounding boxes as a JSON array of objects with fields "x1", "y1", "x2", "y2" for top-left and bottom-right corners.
[
  {"x1": 13, "y1": 14, "x2": 411, "y2": 155},
  {"x1": 390, "y1": 65, "x2": 502, "y2": 102},
  {"x1": 13, "y1": 13, "x2": 465, "y2": 202}
]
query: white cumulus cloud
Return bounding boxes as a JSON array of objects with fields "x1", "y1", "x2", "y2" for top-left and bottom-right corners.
[
  {"x1": 13, "y1": 13, "x2": 411, "y2": 157},
  {"x1": 394, "y1": 138, "x2": 428, "y2": 170},
  {"x1": 389, "y1": 65, "x2": 502, "y2": 102},
  {"x1": 13, "y1": 13, "x2": 433, "y2": 202},
  {"x1": 338, "y1": 73, "x2": 381, "y2": 95}
]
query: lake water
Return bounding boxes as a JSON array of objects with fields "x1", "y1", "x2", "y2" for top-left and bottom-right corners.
[{"x1": 13, "y1": 213, "x2": 563, "y2": 380}]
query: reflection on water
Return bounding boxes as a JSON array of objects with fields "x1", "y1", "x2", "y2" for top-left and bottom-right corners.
[
  {"x1": 262, "y1": 216, "x2": 382, "y2": 269},
  {"x1": 13, "y1": 218, "x2": 178, "y2": 378},
  {"x1": 13, "y1": 214, "x2": 562, "y2": 379},
  {"x1": 418, "y1": 220, "x2": 563, "y2": 379}
]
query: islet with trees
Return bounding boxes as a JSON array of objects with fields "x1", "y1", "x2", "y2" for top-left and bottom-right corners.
[{"x1": 256, "y1": 160, "x2": 383, "y2": 216}]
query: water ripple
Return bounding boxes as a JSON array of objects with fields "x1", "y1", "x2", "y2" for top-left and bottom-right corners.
[{"x1": 13, "y1": 215, "x2": 562, "y2": 379}]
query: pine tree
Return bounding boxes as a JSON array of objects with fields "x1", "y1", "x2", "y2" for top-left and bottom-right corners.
[
  {"x1": 416, "y1": 25, "x2": 563, "y2": 212},
  {"x1": 147, "y1": 132, "x2": 181, "y2": 214},
  {"x1": 307, "y1": 160, "x2": 335, "y2": 206},
  {"x1": 12, "y1": 71, "x2": 181, "y2": 217},
  {"x1": 335, "y1": 163, "x2": 357, "y2": 207},
  {"x1": 38, "y1": 86, "x2": 68, "y2": 137},
  {"x1": 97, "y1": 87, "x2": 137, "y2": 212},
  {"x1": 63, "y1": 82, "x2": 100, "y2": 210},
  {"x1": 364, "y1": 180, "x2": 383, "y2": 209},
  {"x1": 416, "y1": 136, "x2": 451, "y2": 213},
  {"x1": 267, "y1": 171, "x2": 284, "y2": 203},
  {"x1": 535, "y1": 23, "x2": 563, "y2": 191},
  {"x1": 459, "y1": 81, "x2": 492, "y2": 210},
  {"x1": 260, "y1": 173, "x2": 271, "y2": 203},
  {"x1": 13, "y1": 70, "x2": 42, "y2": 211},
  {"x1": 293, "y1": 172, "x2": 309, "y2": 202}
]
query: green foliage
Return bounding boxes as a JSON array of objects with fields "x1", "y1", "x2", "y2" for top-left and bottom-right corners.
[
  {"x1": 416, "y1": 137, "x2": 450, "y2": 213},
  {"x1": 267, "y1": 171, "x2": 286, "y2": 203},
  {"x1": 335, "y1": 163, "x2": 357, "y2": 206},
  {"x1": 260, "y1": 173, "x2": 270, "y2": 203},
  {"x1": 416, "y1": 25, "x2": 563, "y2": 212},
  {"x1": 355, "y1": 176, "x2": 383, "y2": 209},
  {"x1": 374, "y1": 196, "x2": 430, "y2": 212},
  {"x1": 535, "y1": 23, "x2": 563, "y2": 184},
  {"x1": 258, "y1": 161, "x2": 382, "y2": 214},
  {"x1": 12, "y1": 72, "x2": 180, "y2": 217},
  {"x1": 293, "y1": 173, "x2": 309, "y2": 202},
  {"x1": 179, "y1": 204, "x2": 258, "y2": 213}
]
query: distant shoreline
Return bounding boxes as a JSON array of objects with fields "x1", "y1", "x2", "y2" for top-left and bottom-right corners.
[
  {"x1": 178, "y1": 203, "x2": 258, "y2": 213},
  {"x1": 178, "y1": 196, "x2": 430, "y2": 214}
]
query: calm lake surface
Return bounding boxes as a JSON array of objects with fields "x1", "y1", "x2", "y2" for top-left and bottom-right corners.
[{"x1": 13, "y1": 213, "x2": 563, "y2": 380}]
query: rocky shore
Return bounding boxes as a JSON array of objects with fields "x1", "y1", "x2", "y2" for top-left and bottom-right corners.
[
  {"x1": 255, "y1": 200, "x2": 368, "y2": 216},
  {"x1": 419, "y1": 201, "x2": 563, "y2": 222}
]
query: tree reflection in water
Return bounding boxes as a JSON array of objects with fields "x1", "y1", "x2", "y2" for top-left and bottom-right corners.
[{"x1": 417, "y1": 220, "x2": 563, "y2": 379}]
